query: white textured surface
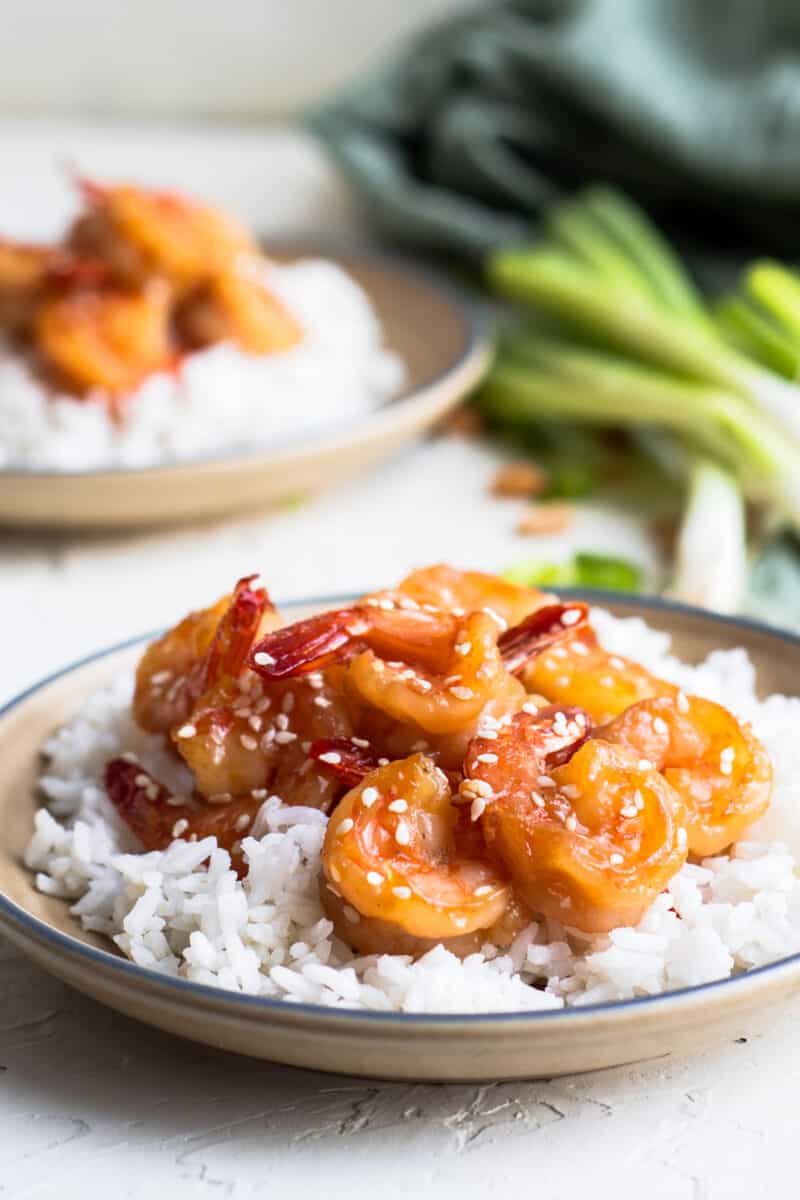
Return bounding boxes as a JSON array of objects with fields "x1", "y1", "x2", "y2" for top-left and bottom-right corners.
[{"x1": 1, "y1": 121, "x2": 796, "y2": 1199}]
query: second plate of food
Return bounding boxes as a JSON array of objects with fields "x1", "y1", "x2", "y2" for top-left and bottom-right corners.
[
  {"x1": 0, "y1": 179, "x2": 491, "y2": 528},
  {"x1": 2, "y1": 566, "x2": 800, "y2": 1080}
]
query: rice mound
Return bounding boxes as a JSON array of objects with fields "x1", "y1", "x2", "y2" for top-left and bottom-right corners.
[
  {"x1": 25, "y1": 609, "x2": 800, "y2": 1013},
  {"x1": 0, "y1": 259, "x2": 404, "y2": 471}
]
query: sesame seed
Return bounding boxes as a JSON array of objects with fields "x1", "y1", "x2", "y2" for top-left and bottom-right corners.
[
  {"x1": 301, "y1": 741, "x2": 311, "y2": 753},
  {"x1": 609, "y1": 852, "x2": 624, "y2": 866},
  {"x1": 572, "y1": 642, "x2": 589, "y2": 656},
  {"x1": 313, "y1": 696, "x2": 332, "y2": 709},
  {"x1": 395, "y1": 821, "x2": 411, "y2": 845},
  {"x1": 377, "y1": 598, "x2": 395, "y2": 611},
  {"x1": 720, "y1": 761, "x2": 733, "y2": 776},
  {"x1": 455, "y1": 641, "x2": 472, "y2": 656},
  {"x1": 208, "y1": 792, "x2": 233, "y2": 805},
  {"x1": 282, "y1": 692, "x2": 295, "y2": 714},
  {"x1": 254, "y1": 696, "x2": 272, "y2": 713},
  {"x1": 469, "y1": 779, "x2": 493, "y2": 797},
  {"x1": 134, "y1": 773, "x2": 150, "y2": 788},
  {"x1": 474, "y1": 885, "x2": 492, "y2": 897},
  {"x1": 252, "y1": 788, "x2": 267, "y2": 800},
  {"x1": 479, "y1": 728, "x2": 498, "y2": 740},
  {"x1": 609, "y1": 656, "x2": 625, "y2": 670},
  {"x1": 329, "y1": 864, "x2": 341, "y2": 883},
  {"x1": 620, "y1": 805, "x2": 638, "y2": 818},
  {"x1": 522, "y1": 701, "x2": 539, "y2": 715},
  {"x1": 677, "y1": 827, "x2": 688, "y2": 847},
  {"x1": 166, "y1": 794, "x2": 187, "y2": 807},
  {"x1": 538, "y1": 775, "x2": 555, "y2": 787},
  {"x1": 367, "y1": 871, "x2": 384, "y2": 887},
  {"x1": 343, "y1": 906, "x2": 360, "y2": 924},
  {"x1": 319, "y1": 751, "x2": 342, "y2": 765},
  {"x1": 476, "y1": 752, "x2": 498, "y2": 764},
  {"x1": 452, "y1": 607, "x2": 466, "y2": 617},
  {"x1": 275, "y1": 731, "x2": 297, "y2": 745},
  {"x1": 240, "y1": 734, "x2": 258, "y2": 751},
  {"x1": 121, "y1": 752, "x2": 139, "y2": 764},
  {"x1": 351, "y1": 737, "x2": 370, "y2": 749},
  {"x1": 150, "y1": 669, "x2": 173, "y2": 685},
  {"x1": 171, "y1": 818, "x2": 189, "y2": 838},
  {"x1": 235, "y1": 814, "x2": 251, "y2": 833},
  {"x1": 253, "y1": 651, "x2": 275, "y2": 667},
  {"x1": 361, "y1": 786, "x2": 379, "y2": 807},
  {"x1": 248, "y1": 715, "x2": 263, "y2": 732},
  {"x1": 557, "y1": 676, "x2": 571, "y2": 688},
  {"x1": 470, "y1": 796, "x2": 486, "y2": 821},
  {"x1": 638, "y1": 758, "x2": 654, "y2": 771},
  {"x1": 261, "y1": 729, "x2": 276, "y2": 749},
  {"x1": 338, "y1": 817, "x2": 354, "y2": 834},
  {"x1": 552, "y1": 646, "x2": 567, "y2": 658},
  {"x1": 653, "y1": 717, "x2": 669, "y2": 735},
  {"x1": 720, "y1": 746, "x2": 735, "y2": 761},
  {"x1": 482, "y1": 606, "x2": 508, "y2": 631},
  {"x1": 562, "y1": 784, "x2": 581, "y2": 800},
  {"x1": 388, "y1": 799, "x2": 408, "y2": 813},
  {"x1": 392, "y1": 885, "x2": 412, "y2": 899},
  {"x1": 562, "y1": 608, "x2": 582, "y2": 626},
  {"x1": 276, "y1": 713, "x2": 289, "y2": 731},
  {"x1": 398, "y1": 597, "x2": 420, "y2": 610},
  {"x1": 452, "y1": 916, "x2": 468, "y2": 929},
  {"x1": 634, "y1": 790, "x2": 645, "y2": 811},
  {"x1": 565, "y1": 815, "x2": 577, "y2": 832},
  {"x1": 677, "y1": 691, "x2": 690, "y2": 714},
  {"x1": 600, "y1": 675, "x2": 615, "y2": 688},
  {"x1": 378, "y1": 757, "x2": 389, "y2": 767},
  {"x1": 531, "y1": 792, "x2": 545, "y2": 808}
]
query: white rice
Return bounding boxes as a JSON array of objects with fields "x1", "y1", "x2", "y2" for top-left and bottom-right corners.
[
  {"x1": 0, "y1": 259, "x2": 404, "y2": 470},
  {"x1": 25, "y1": 609, "x2": 800, "y2": 1012}
]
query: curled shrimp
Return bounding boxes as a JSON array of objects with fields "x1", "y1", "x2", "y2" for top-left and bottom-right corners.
[
  {"x1": 35, "y1": 278, "x2": 172, "y2": 394},
  {"x1": 68, "y1": 177, "x2": 257, "y2": 291},
  {"x1": 105, "y1": 759, "x2": 262, "y2": 873},
  {"x1": 464, "y1": 706, "x2": 688, "y2": 934},
  {"x1": 394, "y1": 563, "x2": 547, "y2": 628},
  {"x1": 522, "y1": 623, "x2": 676, "y2": 723},
  {"x1": 321, "y1": 753, "x2": 513, "y2": 956},
  {"x1": 600, "y1": 695, "x2": 772, "y2": 856},
  {"x1": 176, "y1": 268, "x2": 302, "y2": 355},
  {"x1": 0, "y1": 240, "x2": 52, "y2": 337},
  {"x1": 134, "y1": 575, "x2": 272, "y2": 736},
  {"x1": 249, "y1": 599, "x2": 588, "y2": 744}
]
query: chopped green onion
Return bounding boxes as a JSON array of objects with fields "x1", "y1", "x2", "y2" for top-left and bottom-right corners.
[{"x1": 504, "y1": 552, "x2": 642, "y2": 592}]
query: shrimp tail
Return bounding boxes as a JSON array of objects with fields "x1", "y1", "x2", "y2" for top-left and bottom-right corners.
[
  {"x1": 105, "y1": 758, "x2": 194, "y2": 850},
  {"x1": 309, "y1": 737, "x2": 381, "y2": 787},
  {"x1": 522, "y1": 704, "x2": 593, "y2": 766},
  {"x1": 499, "y1": 602, "x2": 589, "y2": 673},
  {"x1": 249, "y1": 608, "x2": 367, "y2": 679},
  {"x1": 200, "y1": 574, "x2": 270, "y2": 691}
]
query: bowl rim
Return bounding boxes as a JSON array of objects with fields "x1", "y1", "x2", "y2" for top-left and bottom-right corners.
[
  {"x1": 3, "y1": 586, "x2": 800, "y2": 1028},
  {"x1": 0, "y1": 242, "x2": 491, "y2": 481}
]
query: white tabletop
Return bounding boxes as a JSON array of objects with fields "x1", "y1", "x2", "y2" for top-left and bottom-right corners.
[{"x1": 0, "y1": 119, "x2": 794, "y2": 1200}]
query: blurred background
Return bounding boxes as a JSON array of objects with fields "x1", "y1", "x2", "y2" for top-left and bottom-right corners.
[{"x1": 4, "y1": 0, "x2": 800, "y2": 696}]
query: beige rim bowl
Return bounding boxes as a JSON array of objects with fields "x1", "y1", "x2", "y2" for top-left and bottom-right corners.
[
  {"x1": 0, "y1": 247, "x2": 491, "y2": 530},
  {"x1": 2, "y1": 593, "x2": 800, "y2": 1081}
]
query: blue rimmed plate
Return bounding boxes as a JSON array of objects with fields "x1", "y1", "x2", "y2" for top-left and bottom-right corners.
[{"x1": 1, "y1": 592, "x2": 799, "y2": 1080}]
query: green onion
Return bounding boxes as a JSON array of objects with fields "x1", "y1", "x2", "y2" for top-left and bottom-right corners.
[
  {"x1": 667, "y1": 458, "x2": 747, "y2": 614},
  {"x1": 504, "y1": 552, "x2": 642, "y2": 592}
]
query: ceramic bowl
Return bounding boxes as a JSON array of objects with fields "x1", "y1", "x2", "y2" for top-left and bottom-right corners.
[
  {"x1": 0, "y1": 246, "x2": 491, "y2": 529},
  {"x1": 2, "y1": 593, "x2": 800, "y2": 1081}
]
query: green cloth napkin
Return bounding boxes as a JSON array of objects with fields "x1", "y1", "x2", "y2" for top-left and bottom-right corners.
[{"x1": 309, "y1": 0, "x2": 800, "y2": 269}]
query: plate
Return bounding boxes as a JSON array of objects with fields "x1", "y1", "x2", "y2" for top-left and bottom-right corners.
[
  {"x1": 0, "y1": 246, "x2": 491, "y2": 530},
  {"x1": 2, "y1": 592, "x2": 800, "y2": 1081}
]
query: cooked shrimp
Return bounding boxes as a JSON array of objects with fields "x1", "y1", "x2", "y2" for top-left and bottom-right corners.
[
  {"x1": 0, "y1": 240, "x2": 51, "y2": 336},
  {"x1": 250, "y1": 599, "x2": 587, "y2": 744},
  {"x1": 69, "y1": 178, "x2": 257, "y2": 291},
  {"x1": 464, "y1": 706, "x2": 688, "y2": 933},
  {"x1": 134, "y1": 575, "x2": 273, "y2": 736},
  {"x1": 600, "y1": 695, "x2": 772, "y2": 856},
  {"x1": 176, "y1": 268, "x2": 302, "y2": 355},
  {"x1": 105, "y1": 758, "x2": 261, "y2": 872},
  {"x1": 394, "y1": 563, "x2": 547, "y2": 627},
  {"x1": 522, "y1": 624, "x2": 676, "y2": 723},
  {"x1": 321, "y1": 753, "x2": 512, "y2": 955},
  {"x1": 35, "y1": 278, "x2": 172, "y2": 394}
]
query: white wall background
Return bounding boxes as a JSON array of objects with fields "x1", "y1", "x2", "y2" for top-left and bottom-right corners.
[{"x1": 0, "y1": 0, "x2": 472, "y2": 117}]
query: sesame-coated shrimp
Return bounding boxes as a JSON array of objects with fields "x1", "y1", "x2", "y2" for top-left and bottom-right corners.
[
  {"x1": 176, "y1": 268, "x2": 302, "y2": 355},
  {"x1": 133, "y1": 575, "x2": 274, "y2": 736},
  {"x1": 600, "y1": 695, "x2": 772, "y2": 856},
  {"x1": 105, "y1": 759, "x2": 262, "y2": 873},
  {"x1": 464, "y1": 706, "x2": 688, "y2": 934},
  {"x1": 394, "y1": 563, "x2": 547, "y2": 628},
  {"x1": 321, "y1": 754, "x2": 512, "y2": 955},
  {"x1": 522, "y1": 624, "x2": 676, "y2": 723}
]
